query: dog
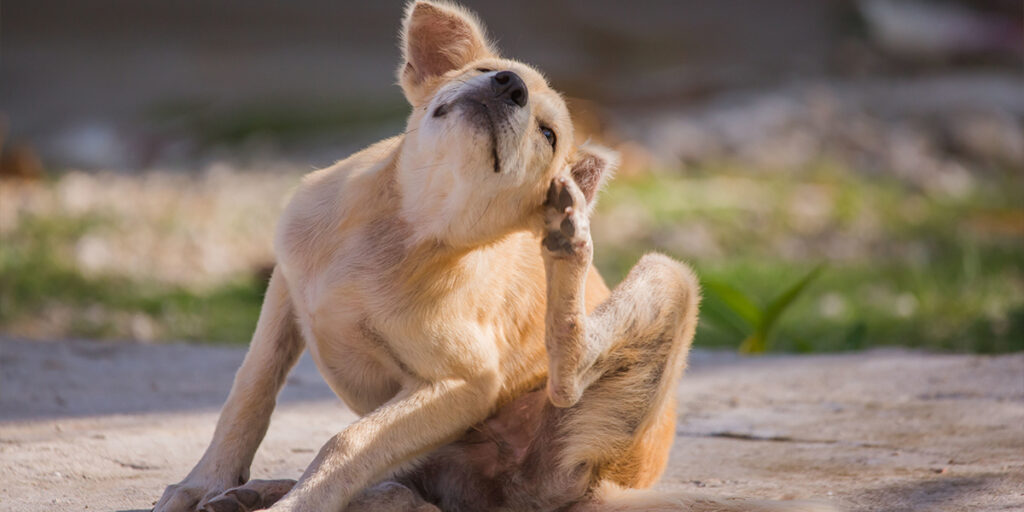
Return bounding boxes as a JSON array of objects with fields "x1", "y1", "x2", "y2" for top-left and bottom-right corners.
[{"x1": 155, "y1": 2, "x2": 836, "y2": 511}]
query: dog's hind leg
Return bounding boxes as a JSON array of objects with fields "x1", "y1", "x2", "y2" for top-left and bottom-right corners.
[
  {"x1": 534, "y1": 175, "x2": 698, "y2": 492},
  {"x1": 360, "y1": 208, "x2": 701, "y2": 512},
  {"x1": 540, "y1": 178, "x2": 836, "y2": 511},
  {"x1": 543, "y1": 245, "x2": 699, "y2": 489},
  {"x1": 540, "y1": 175, "x2": 697, "y2": 423}
]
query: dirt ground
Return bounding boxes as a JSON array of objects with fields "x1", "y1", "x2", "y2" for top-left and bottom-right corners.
[{"x1": 1, "y1": 338, "x2": 1021, "y2": 512}]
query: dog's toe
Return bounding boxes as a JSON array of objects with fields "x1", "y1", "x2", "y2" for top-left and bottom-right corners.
[{"x1": 201, "y1": 479, "x2": 296, "y2": 512}]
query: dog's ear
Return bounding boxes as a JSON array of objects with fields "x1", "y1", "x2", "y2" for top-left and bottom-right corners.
[
  {"x1": 399, "y1": 1, "x2": 496, "y2": 105},
  {"x1": 569, "y1": 143, "x2": 619, "y2": 205}
]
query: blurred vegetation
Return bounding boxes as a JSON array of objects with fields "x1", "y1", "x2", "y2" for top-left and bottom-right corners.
[
  {"x1": 0, "y1": 210, "x2": 264, "y2": 343},
  {"x1": 705, "y1": 265, "x2": 826, "y2": 354},
  {"x1": 592, "y1": 161, "x2": 1024, "y2": 353},
  {"x1": 2, "y1": 157, "x2": 1021, "y2": 352},
  {"x1": 2, "y1": 0, "x2": 1021, "y2": 354}
]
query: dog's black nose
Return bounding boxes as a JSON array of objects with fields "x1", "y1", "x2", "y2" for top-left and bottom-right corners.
[{"x1": 492, "y1": 71, "x2": 528, "y2": 108}]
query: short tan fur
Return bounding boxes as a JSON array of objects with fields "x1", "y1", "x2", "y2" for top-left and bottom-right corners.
[{"x1": 154, "y1": 3, "x2": 837, "y2": 512}]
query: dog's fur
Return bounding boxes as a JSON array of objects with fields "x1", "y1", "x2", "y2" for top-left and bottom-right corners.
[{"x1": 154, "y1": 3, "x2": 836, "y2": 511}]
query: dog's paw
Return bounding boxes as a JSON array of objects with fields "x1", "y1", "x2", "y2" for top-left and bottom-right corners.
[
  {"x1": 154, "y1": 476, "x2": 234, "y2": 512},
  {"x1": 153, "y1": 482, "x2": 210, "y2": 512},
  {"x1": 200, "y1": 479, "x2": 296, "y2": 512},
  {"x1": 542, "y1": 176, "x2": 591, "y2": 259}
]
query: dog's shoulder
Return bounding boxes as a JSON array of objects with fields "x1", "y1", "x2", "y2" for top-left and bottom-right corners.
[{"x1": 275, "y1": 136, "x2": 403, "y2": 270}]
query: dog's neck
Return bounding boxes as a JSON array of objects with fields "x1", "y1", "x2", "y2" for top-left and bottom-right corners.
[{"x1": 392, "y1": 141, "x2": 532, "y2": 250}]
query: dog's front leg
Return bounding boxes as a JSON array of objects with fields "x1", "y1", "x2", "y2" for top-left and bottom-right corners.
[
  {"x1": 154, "y1": 267, "x2": 303, "y2": 512},
  {"x1": 541, "y1": 176, "x2": 598, "y2": 408},
  {"x1": 268, "y1": 371, "x2": 499, "y2": 511}
]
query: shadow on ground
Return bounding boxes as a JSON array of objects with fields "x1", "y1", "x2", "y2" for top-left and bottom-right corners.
[
  {"x1": 853, "y1": 474, "x2": 1021, "y2": 512},
  {"x1": 0, "y1": 338, "x2": 337, "y2": 421}
]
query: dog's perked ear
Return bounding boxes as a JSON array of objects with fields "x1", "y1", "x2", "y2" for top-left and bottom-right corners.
[
  {"x1": 398, "y1": 1, "x2": 496, "y2": 105},
  {"x1": 569, "y1": 143, "x2": 619, "y2": 205}
]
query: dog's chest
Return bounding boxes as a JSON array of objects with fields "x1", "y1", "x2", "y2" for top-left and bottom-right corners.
[
  {"x1": 280, "y1": 206, "x2": 544, "y2": 406},
  {"x1": 290, "y1": 255, "x2": 503, "y2": 391}
]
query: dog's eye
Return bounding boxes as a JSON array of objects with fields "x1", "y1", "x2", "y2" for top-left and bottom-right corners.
[
  {"x1": 540, "y1": 126, "x2": 556, "y2": 149},
  {"x1": 476, "y1": 68, "x2": 493, "y2": 73}
]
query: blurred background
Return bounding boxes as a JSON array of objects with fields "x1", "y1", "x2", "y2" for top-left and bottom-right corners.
[{"x1": 2, "y1": 0, "x2": 1021, "y2": 352}]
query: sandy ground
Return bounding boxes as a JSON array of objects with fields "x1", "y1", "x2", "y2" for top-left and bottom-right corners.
[{"x1": 1, "y1": 338, "x2": 1021, "y2": 512}]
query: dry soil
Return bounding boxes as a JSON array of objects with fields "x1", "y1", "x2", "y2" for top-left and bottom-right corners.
[{"x1": 1, "y1": 339, "x2": 1021, "y2": 511}]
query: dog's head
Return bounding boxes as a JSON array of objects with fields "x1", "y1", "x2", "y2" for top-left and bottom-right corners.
[{"x1": 394, "y1": 1, "x2": 617, "y2": 247}]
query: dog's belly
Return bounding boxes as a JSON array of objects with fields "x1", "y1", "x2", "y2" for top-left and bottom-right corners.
[{"x1": 406, "y1": 389, "x2": 592, "y2": 512}]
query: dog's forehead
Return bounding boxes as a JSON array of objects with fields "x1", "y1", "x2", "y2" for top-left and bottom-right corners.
[{"x1": 471, "y1": 58, "x2": 543, "y2": 80}]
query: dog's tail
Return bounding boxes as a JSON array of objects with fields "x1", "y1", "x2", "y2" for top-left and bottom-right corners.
[{"x1": 569, "y1": 481, "x2": 841, "y2": 512}]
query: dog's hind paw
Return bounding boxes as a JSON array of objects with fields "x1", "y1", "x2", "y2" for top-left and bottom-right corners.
[
  {"x1": 200, "y1": 479, "x2": 296, "y2": 512},
  {"x1": 542, "y1": 176, "x2": 591, "y2": 259}
]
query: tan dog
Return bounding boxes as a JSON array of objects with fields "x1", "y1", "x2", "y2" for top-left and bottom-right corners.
[{"x1": 154, "y1": 2, "x2": 836, "y2": 511}]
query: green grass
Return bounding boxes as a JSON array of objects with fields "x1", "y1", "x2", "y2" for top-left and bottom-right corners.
[
  {"x1": 0, "y1": 212, "x2": 266, "y2": 343},
  {"x1": 593, "y1": 161, "x2": 1024, "y2": 353}
]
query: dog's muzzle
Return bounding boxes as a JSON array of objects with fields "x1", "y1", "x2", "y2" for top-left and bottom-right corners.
[
  {"x1": 439, "y1": 71, "x2": 529, "y2": 174},
  {"x1": 457, "y1": 70, "x2": 529, "y2": 116}
]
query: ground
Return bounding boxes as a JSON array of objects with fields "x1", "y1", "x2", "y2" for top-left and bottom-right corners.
[{"x1": 1, "y1": 338, "x2": 1021, "y2": 512}]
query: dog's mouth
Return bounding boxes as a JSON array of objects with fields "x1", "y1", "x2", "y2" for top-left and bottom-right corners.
[{"x1": 483, "y1": 108, "x2": 502, "y2": 174}]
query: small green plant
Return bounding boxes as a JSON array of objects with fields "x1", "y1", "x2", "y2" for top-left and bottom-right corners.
[{"x1": 701, "y1": 266, "x2": 825, "y2": 354}]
